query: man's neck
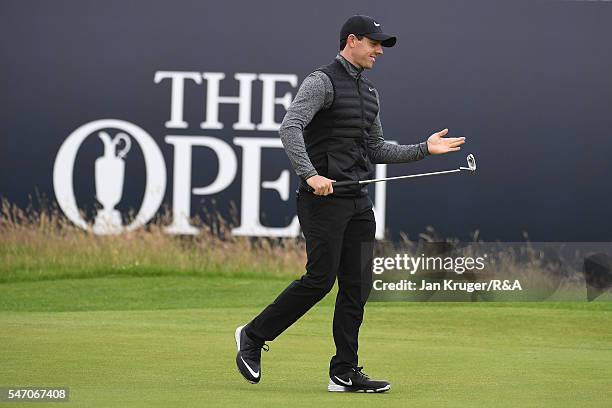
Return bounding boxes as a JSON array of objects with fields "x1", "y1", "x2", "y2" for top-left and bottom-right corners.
[{"x1": 339, "y1": 50, "x2": 362, "y2": 70}]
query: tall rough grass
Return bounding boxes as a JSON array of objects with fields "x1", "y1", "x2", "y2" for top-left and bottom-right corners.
[
  {"x1": 0, "y1": 198, "x2": 592, "y2": 301},
  {"x1": 0, "y1": 198, "x2": 306, "y2": 283}
]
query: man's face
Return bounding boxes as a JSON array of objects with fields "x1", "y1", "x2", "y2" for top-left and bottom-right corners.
[{"x1": 350, "y1": 35, "x2": 384, "y2": 69}]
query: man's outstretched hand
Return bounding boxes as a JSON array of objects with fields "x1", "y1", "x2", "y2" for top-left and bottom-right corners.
[{"x1": 427, "y1": 129, "x2": 466, "y2": 155}]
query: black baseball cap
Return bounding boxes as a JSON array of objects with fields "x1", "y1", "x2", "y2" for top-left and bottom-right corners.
[{"x1": 340, "y1": 15, "x2": 397, "y2": 48}]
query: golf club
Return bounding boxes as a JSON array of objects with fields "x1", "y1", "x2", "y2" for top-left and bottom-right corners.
[{"x1": 330, "y1": 154, "x2": 477, "y2": 189}]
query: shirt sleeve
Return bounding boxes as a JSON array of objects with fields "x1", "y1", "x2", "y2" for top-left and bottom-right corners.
[
  {"x1": 279, "y1": 71, "x2": 333, "y2": 180},
  {"x1": 366, "y1": 89, "x2": 430, "y2": 164}
]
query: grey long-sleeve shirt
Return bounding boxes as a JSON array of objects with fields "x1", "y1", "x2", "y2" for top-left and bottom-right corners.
[{"x1": 279, "y1": 53, "x2": 430, "y2": 181}]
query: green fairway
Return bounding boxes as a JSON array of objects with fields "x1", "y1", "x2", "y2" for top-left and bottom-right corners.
[{"x1": 1, "y1": 276, "x2": 611, "y2": 407}]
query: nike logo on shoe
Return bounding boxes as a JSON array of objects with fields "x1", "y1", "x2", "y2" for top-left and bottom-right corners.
[
  {"x1": 369, "y1": 87, "x2": 375, "y2": 92},
  {"x1": 240, "y1": 356, "x2": 260, "y2": 378},
  {"x1": 374, "y1": 22, "x2": 380, "y2": 27},
  {"x1": 334, "y1": 376, "x2": 352, "y2": 386}
]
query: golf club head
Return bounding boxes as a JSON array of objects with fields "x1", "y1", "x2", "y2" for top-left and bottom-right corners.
[
  {"x1": 460, "y1": 154, "x2": 477, "y2": 173},
  {"x1": 467, "y1": 154, "x2": 476, "y2": 171}
]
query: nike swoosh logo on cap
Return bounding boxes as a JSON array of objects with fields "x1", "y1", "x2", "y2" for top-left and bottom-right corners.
[
  {"x1": 240, "y1": 356, "x2": 260, "y2": 378},
  {"x1": 334, "y1": 376, "x2": 352, "y2": 386},
  {"x1": 374, "y1": 22, "x2": 380, "y2": 27}
]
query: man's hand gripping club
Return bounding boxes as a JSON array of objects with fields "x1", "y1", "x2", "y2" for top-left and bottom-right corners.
[{"x1": 306, "y1": 175, "x2": 336, "y2": 196}]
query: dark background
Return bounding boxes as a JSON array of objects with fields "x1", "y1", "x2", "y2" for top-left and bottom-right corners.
[{"x1": 1, "y1": 0, "x2": 611, "y2": 241}]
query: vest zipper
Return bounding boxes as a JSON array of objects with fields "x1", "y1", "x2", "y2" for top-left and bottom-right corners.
[
  {"x1": 355, "y1": 73, "x2": 366, "y2": 182},
  {"x1": 356, "y1": 73, "x2": 364, "y2": 137}
]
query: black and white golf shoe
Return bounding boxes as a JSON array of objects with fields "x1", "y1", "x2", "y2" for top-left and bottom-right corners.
[
  {"x1": 234, "y1": 325, "x2": 268, "y2": 384},
  {"x1": 328, "y1": 366, "x2": 391, "y2": 393}
]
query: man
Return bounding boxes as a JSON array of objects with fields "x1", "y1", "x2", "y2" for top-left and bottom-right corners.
[{"x1": 235, "y1": 15, "x2": 465, "y2": 393}]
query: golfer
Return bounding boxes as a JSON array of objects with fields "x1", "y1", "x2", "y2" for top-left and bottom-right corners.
[{"x1": 235, "y1": 15, "x2": 465, "y2": 393}]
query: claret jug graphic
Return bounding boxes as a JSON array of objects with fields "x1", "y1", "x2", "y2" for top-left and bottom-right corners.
[{"x1": 93, "y1": 131, "x2": 132, "y2": 234}]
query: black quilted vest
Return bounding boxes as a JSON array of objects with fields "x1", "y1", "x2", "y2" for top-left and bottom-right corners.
[{"x1": 300, "y1": 59, "x2": 379, "y2": 197}]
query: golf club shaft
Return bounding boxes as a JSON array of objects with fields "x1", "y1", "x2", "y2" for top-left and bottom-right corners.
[{"x1": 333, "y1": 168, "x2": 463, "y2": 187}]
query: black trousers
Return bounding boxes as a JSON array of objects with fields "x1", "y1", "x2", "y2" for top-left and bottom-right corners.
[{"x1": 245, "y1": 190, "x2": 375, "y2": 376}]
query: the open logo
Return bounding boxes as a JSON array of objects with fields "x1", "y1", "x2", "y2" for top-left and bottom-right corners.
[{"x1": 53, "y1": 119, "x2": 166, "y2": 234}]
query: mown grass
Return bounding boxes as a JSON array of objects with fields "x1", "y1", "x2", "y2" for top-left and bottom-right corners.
[{"x1": 0, "y1": 276, "x2": 611, "y2": 407}]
